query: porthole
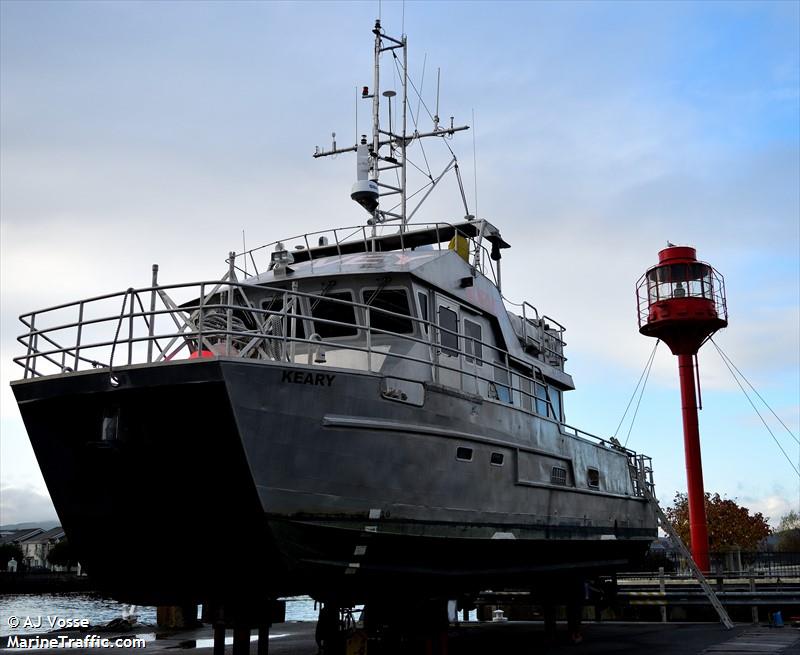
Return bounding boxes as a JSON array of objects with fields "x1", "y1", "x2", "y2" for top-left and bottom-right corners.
[
  {"x1": 456, "y1": 447, "x2": 473, "y2": 461},
  {"x1": 490, "y1": 452, "x2": 504, "y2": 466}
]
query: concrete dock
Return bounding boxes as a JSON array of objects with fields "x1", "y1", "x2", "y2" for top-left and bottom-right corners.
[{"x1": 3, "y1": 621, "x2": 799, "y2": 654}]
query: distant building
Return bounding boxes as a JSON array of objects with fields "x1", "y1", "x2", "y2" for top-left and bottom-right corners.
[
  {"x1": 18, "y1": 527, "x2": 66, "y2": 570},
  {"x1": 0, "y1": 528, "x2": 44, "y2": 545},
  {"x1": 648, "y1": 536, "x2": 677, "y2": 556},
  {"x1": 762, "y1": 528, "x2": 800, "y2": 552}
]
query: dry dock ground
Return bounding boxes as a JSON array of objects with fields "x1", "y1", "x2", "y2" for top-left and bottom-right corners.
[{"x1": 4, "y1": 622, "x2": 799, "y2": 654}]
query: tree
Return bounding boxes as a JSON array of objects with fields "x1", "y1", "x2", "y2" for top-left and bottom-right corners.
[
  {"x1": 0, "y1": 544, "x2": 23, "y2": 570},
  {"x1": 46, "y1": 539, "x2": 77, "y2": 569},
  {"x1": 778, "y1": 510, "x2": 800, "y2": 531},
  {"x1": 665, "y1": 492, "x2": 771, "y2": 551},
  {"x1": 776, "y1": 510, "x2": 800, "y2": 551}
]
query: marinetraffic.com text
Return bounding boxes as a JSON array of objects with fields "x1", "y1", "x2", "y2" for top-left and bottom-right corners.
[{"x1": 5, "y1": 635, "x2": 147, "y2": 650}]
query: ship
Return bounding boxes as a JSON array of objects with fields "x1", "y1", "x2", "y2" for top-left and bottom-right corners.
[{"x1": 11, "y1": 19, "x2": 657, "y2": 619}]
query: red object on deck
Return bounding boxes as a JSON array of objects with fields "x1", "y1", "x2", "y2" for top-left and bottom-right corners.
[
  {"x1": 636, "y1": 245, "x2": 728, "y2": 572},
  {"x1": 189, "y1": 349, "x2": 215, "y2": 359}
]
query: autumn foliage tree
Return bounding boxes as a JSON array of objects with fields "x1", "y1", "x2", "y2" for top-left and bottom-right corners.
[{"x1": 665, "y1": 492, "x2": 771, "y2": 551}]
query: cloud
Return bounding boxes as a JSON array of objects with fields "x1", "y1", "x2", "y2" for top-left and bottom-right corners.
[
  {"x1": 739, "y1": 493, "x2": 798, "y2": 528},
  {"x1": 0, "y1": 485, "x2": 58, "y2": 526}
]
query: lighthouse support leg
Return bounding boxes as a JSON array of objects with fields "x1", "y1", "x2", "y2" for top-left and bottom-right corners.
[{"x1": 677, "y1": 353, "x2": 711, "y2": 572}]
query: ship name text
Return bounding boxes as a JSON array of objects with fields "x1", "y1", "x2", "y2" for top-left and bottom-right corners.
[{"x1": 282, "y1": 370, "x2": 336, "y2": 387}]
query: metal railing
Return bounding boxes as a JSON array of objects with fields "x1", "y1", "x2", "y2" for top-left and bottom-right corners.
[
  {"x1": 231, "y1": 220, "x2": 501, "y2": 285},
  {"x1": 502, "y1": 298, "x2": 567, "y2": 368},
  {"x1": 14, "y1": 278, "x2": 563, "y2": 413},
  {"x1": 14, "y1": 273, "x2": 649, "y2": 494},
  {"x1": 627, "y1": 453, "x2": 656, "y2": 499},
  {"x1": 635, "y1": 263, "x2": 728, "y2": 329},
  {"x1": 650, "y1": 551, "x2": 800, "y2": 578}
]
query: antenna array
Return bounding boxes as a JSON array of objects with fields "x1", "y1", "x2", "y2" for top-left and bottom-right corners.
[{"x1": 314, "y1": 20, "x2": 470, "y2": 230}]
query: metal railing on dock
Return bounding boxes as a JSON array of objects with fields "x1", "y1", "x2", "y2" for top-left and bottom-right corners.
[{"x1": 474, "y1": 561, "x2": 799, "y2": 624}]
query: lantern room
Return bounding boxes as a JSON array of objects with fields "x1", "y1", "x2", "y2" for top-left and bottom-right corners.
[{"x1": 637, "y1": 245, "x2": 728, "y2": 355}]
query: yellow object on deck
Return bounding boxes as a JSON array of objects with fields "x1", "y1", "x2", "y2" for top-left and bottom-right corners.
[{"x1": 448, "y1": 234, "x2": 470, "y2": 262}]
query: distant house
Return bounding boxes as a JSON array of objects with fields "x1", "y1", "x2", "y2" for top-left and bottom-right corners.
[
  {"x1": 648, "y1": 536, "x2": 676, "y2": 555},
  {"x1": 18, "y1": 527, "x2": 66, "y2": 570},
  {"x1": 644, "y1": 536, "x2": 681, "y2": 571},
  {"x1": 0, "y1": 528, "x2": 44, "y2": 546}
]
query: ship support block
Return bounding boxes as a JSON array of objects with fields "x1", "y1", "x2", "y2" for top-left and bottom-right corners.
[{"x1": 204, "y1": 602, "x2": 274, "y2": 655}]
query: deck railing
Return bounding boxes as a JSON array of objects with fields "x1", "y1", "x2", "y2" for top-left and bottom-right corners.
[
  {"x1": 502, "y1": 297, "x2": 567, "y2": 368},
  {"x1": 14, "y1": 275, "x2": 647, "y2": 491},
  {"x1": 14, "y1": 278, "x2": 563, "y2": 411},
  {"x1": 230, "y1": 221, "x2": 499, "y2": 283}
]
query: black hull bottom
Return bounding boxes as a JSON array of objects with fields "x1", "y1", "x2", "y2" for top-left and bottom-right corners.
[
  {"x1": 13, "y1": 361, "x2": 653, "y2": 606},
  {"x1": 268, "y1": 518, "x2": 649, "y2": 604}
]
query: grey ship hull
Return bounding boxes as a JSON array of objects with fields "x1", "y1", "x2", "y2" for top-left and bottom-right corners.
[{"x1": 12, "y1": 358, "x2": 655, "y2": 606}]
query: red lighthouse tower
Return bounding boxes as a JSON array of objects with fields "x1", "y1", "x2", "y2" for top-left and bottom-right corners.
[{"x1": 636, "y1": 245, "x2": 728, "y2": 572}]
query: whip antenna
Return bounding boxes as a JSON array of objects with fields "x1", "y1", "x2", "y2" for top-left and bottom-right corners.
[
  {"x1": 472, "y1": 108, "x2": 478, "y2": 219},
  {"x1": 435, "y1": 68, "x2": 440, "y2": 129}
]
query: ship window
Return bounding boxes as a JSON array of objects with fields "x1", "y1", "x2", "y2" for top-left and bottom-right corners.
[
  {"x1": 492, "y1": 366, "x2": 512, "y2": 404},
  {"x1": 587, "y1": 468, "x2": 600, "y2": 489},
  {"x1": 551, "y1": 466, "x2": 567, "y2": 486},
  {"x1": 550, "y1": 387, "x2": 562, "y2": 422},
  {"x1": 456, "y1": 446, "x2": 473, "y2": 461},
  {"x1": 534, "y1": 382, "x2": 550, "y2": 417},
  {"x1": 311, "y1": 291, "x2": 358, "y2": 338},
  {"x1": 463, "y1": 319, "x2": 483, "y2": 365},
  {"x1": 520, "y1": 377, "x2": 533, "y2": 412},
  {"x1": 438, "y1": 306, "x2": 459, "y2": 356},
  {"x1": 490, "y1": 452, "x2": 504, "y2": 466},
  {"x1": 418, "y1": 291, "x2": 429, "y2": 334},
  {"x1": 260, "y1": 295, "x2": 305, "y2": 339},
  {"x1": 363, "y1": 289, "x2": 413, "y2": 334}
]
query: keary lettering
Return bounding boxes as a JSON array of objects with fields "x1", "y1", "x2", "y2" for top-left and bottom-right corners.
[{"x1": 281, "y1": 370, "x2": 336, "y2": 386}]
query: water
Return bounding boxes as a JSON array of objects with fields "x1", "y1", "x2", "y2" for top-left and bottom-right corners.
[{"x1": 0, "y1": 594, "x2": 319, "y2": 637}]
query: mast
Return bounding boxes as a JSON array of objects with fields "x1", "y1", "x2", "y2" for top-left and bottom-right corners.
[
  {"x1": 400, "y1": 32, "x2": 408, "y2": 230},
  {"x1": 314, "y1": 20, "x2": 469, "y2": 228},
  {"x1": 372, "y1": 20, "x2": 381, "y2": 195}
]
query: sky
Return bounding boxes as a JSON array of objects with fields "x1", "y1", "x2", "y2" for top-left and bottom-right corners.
[{"x1": 1, "y1": 0, "x2": 798, "y2": 528}]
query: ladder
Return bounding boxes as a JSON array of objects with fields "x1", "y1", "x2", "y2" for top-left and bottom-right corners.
[{"x1": 634, "y1": 462, "x2": 735, "y2": 630}]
